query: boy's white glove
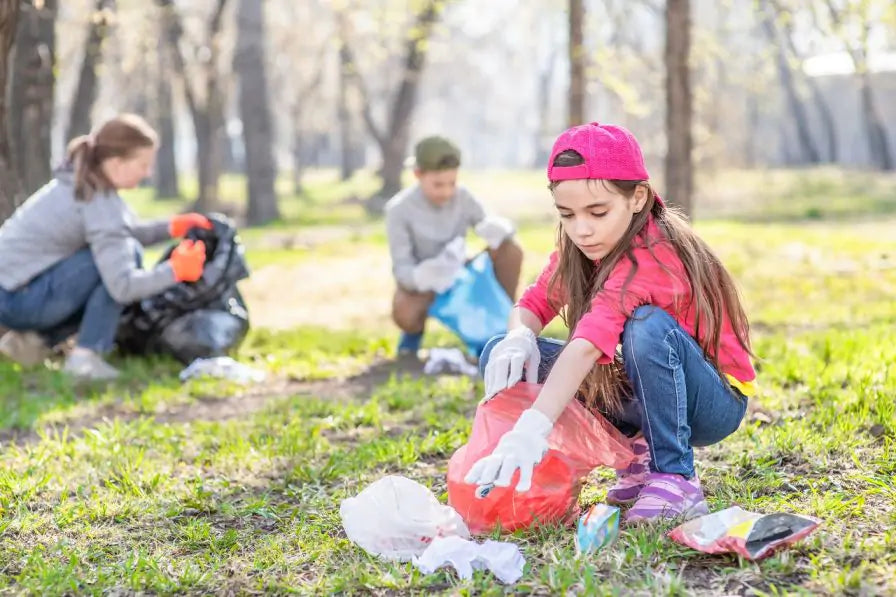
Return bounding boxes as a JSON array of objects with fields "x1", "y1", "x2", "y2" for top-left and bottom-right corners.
[
  {"x1": 482, "y1": 327, "x2": 540, "y2": 400},
  {"x1": 474, "y1": 216, "x2": 515, "y2": 250},
  {"x1": 412, "y1": 237, "x2": 465, "y2": 293},
  {"x1": 464, "y1": 408, "x2": 553, "y2": 492}
]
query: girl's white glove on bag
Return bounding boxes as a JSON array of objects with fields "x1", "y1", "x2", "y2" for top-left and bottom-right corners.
[
  {"x1": 482, "y1": 327, "x2": 540, "y2": 401},
  {"x1": 474, "y1": 216, "x2": 515, "y2": 250},
  {"x1": 463, "y1": 408, "x2": 553, "y2": 492}
]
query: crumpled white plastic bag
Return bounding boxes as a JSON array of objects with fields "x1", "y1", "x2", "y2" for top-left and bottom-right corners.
[
  {"x1": 178, "y1": 356, "x2": 266, "y2": 384},
  {"x1": 413, "y1": 536, "x2": 526, "y2": 584},
  {"x1": 423, "y1": 347, "x2": 479, "y2": 377},
  {"x1": 340, "y1": 475, "x2": 470, "y2": 562}
]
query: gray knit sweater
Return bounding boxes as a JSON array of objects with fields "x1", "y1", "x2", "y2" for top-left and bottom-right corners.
[{"x1": 0, "y1": 170, "x2": 176, "y2": 303}]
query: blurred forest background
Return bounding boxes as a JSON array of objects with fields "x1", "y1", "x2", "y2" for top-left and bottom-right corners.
[
  {"x1": 2, "y1": 3, "x2": 896, "y2": 594},
  {"x1": 1, "y1": 0, "x2": 895, "y2": 224}
]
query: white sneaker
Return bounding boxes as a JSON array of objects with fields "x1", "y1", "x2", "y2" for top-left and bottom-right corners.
[
  {"x1": 63, "y1": 350, "x2": 120, "y2": 381},
  {"x1": 0, "y1": 330, "x2": 52, "y2": 366}
]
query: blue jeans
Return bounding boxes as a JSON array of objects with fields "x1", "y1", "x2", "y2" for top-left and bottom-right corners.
[
  {"x1": 479, "y1": 306, "x2": 748, "y2": 477},
  {"x1": 0, "y1": 248, "x2": 127, "y2": 353}
]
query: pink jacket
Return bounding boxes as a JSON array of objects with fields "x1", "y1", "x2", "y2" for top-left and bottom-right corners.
[{"x1": 518, "y1": 217, "x2": 756, "y2": 386}]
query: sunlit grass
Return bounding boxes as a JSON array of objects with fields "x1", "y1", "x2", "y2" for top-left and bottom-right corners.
[{"x1": 1, "y1": 168, "x2": 894, "y2": 593}]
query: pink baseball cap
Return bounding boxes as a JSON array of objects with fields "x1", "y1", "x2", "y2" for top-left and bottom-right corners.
[{"x1": 547, "y1": 122, "x2": 650, "y2": 182}]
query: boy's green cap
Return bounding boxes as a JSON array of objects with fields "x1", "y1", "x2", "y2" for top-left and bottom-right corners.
[{"x1": 414, "y1": 136, "x2": 461, "y2": 170}]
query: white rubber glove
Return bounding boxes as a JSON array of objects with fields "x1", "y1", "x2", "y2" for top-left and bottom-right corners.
[
  {"x1": 474, "y1": 216, "x2": 515, "y2": 250},
  {"x1": 412, "y1": 237, "x2": 465, "y2": 293},
  {"x1": 482, "y1": 326, "x2": 540, "y2": 401},
  {"x1": 464, "y1": 408, "x2": 553, "y2": 492}
]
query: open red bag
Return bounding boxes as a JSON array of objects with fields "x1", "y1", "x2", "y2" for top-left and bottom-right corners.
[{"x1": 447, "y1": 383, "x2": 635, "y2": 534}]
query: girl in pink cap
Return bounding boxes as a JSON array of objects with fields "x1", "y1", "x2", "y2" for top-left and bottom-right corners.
[{"x1": 465, "y1": 122, "x2": 756, "y2": 523}]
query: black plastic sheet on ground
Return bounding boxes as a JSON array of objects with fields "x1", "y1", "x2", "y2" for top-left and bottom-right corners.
[{"x1": 116, "y1": 213, "x2": 251, "y2": 364}]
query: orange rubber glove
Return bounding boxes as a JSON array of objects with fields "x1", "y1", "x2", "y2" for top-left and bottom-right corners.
[
  {"x1": 169, "y1": 213, "x2": 213, "y2": 237},
  {"x1": 170, "y1": 239, "x2": 207, "y2": 282}
]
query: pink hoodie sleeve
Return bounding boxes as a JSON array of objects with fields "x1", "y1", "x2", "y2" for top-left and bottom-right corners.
[{"x1": 517, "y1": 250, "x2": 562, "y2": 327}]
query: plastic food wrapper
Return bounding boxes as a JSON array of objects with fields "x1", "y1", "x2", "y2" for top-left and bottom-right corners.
[
  {"x1": 447, "y1": 383, "x2": 635, "y2": 534},
  {"x1": 668, "y1": 506, "x2": 820, "y2": 560},
  {"x1": 178, "y1": 356, "x2": 266, "y2": 384},
  {"x1": 423, "y1": 347, "x2": 479, "y2": 377},
  {"x1": 340, "y1": 475, "x2": 470, "y2": 562},
  {"x1": 428, "y1": 252, "x2": 512, "y2": 357},
  {"x1": 576, "y1": 504, "x2": 620, "y2": 554},
  {"x1": 413, "y1": 536, "x2": 525, "y2": 584}
]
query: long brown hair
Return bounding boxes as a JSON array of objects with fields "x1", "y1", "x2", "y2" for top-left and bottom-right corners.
[
  {"x1": 547, "y1": 149, "x2": 752, "y2": 415},
  {"x1": 66, "y1": 113, "x2": 158, "y2": 201}
]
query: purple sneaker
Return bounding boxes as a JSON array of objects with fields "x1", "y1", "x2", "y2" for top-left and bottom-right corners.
[
  {"x1": 624, "y1": 472, "x2": 710, "y2": 524},
  {"x1": 606, "y1": 434, "x2": 650, "y2": 505}
]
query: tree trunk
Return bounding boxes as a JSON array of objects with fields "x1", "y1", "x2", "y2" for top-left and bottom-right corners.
[
  {"x1": 194, "y1": 107, "x2": 221, "y2": 212},
  {"x1": 807, "y1": 76, "x2": 838, "y2": 163},
  {"x1": 235, "y1": 0, "x2": 278, "y2": 224},
  {"x1": 858, "y1": 71, "x2": 892, "y2": 170},
  {"x1": 0, "y1": 0, "x2": 21, "y2": 223},
  {"x1": 567, "y1": 0, "x2": 585, "y2": 127},
  {"x1": 664, "y1": 0, "x2": 693, "y2": 218},
  {"x1": 153, "y1": 25, "x2": 179, "y2": 198},
  {"x1": 65, "y1": 0, "x2": 114, "y2": 143},
  {"x1": 760, "y1": 4, "x2": 819, "y2": 164},
  {"x1": 157, "y1": 0, "x2": 227, "y2": 210},
  {"x1": 770, "y1": 0, "x2": 838, "y2": 162},
  {"x1": 370, "y1": 0, "x2": 441, "y2": 210},
  {"x1": 337, "y1": 25, "x2": 356, "y2": 181},
  {"x1": 291, "y1": 124, "x2": 304, "y2": 196},
  {"x1": 9, "y1": 0, "x2": 56, "y2": 197},
  {"x1": 821, "y1": 0, "x2": 892, "y2": 169}
]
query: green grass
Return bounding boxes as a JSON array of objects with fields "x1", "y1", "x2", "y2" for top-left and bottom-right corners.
[{"x1": 1, "y1": 168, "x2": 895, "y2": 594}]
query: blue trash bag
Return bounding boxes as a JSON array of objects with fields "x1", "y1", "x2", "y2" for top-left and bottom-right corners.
[{"x1": 428, "y1": 252, "x2": 512, "y2": 357}]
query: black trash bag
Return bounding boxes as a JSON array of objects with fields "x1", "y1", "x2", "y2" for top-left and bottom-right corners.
[{"x1": 116, "y1": 213, "x2": 251, "y2": 363}]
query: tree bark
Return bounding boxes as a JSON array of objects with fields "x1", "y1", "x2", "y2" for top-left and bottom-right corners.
[
  {"x1": 157, "y1": 0, "x2": 227, "y2": 211},
  {"x1": 858, "y1": 70, "x2": 892, "y2": 170},
  {"x1": 822, "y1": 0, "x2": 892, "y2": 170},
  {"x1": 337, "y1": 20, "x2": 356, "y2": 181},
  {"x1": 65, "y1": 0, "x2": 114, "y2": 143},
  {"x1": 770, "y1": 0, "x2": 838, "y2": 162},
  {"x1": 235, "y1": 0, "x2": 278, "y2": 224},
  {"x1": 664, "y1": 0, "x2": 693, "y2": 218},
  {"x1": 342, "y1": 1, "x2": 442, "y2": 212},
  {"x1": 0, "y1": 0, "x2": 21, "y2": 222},
  {"x1": 290, "y1": 47, "x2": 325, "y2": 194},
  {"x1": 760, "y1": 5, "x2": 820, "y2": 165},
  {"x1": 567, "y1": 0, "x2": 585, "y2": 127},
  {"x1": 153, "y1": 20, "x2": 179, "y2": 199},
  {"x1": 375, "y1": 0, "x2": 441, "y2": 207},
  {"x1": 9, "y1": 0, "x2": 56, "y2": 198}
]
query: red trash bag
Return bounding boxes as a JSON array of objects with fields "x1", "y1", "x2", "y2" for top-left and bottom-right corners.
[{"x1": 447, "y1": 383, "x2": 636, "y2": 534}]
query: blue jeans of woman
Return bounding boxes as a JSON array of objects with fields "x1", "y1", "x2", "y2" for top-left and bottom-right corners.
[
  {"x1": 0, "y1": 248, "x2": 129, "y2": 353},
  {"x1": 479, "y1": 306, "x2": 748, "y2": 478}
]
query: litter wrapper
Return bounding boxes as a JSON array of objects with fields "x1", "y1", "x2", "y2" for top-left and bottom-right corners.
[
  {"x1": 668, "y1": 506, "x2": 820, "y2": 561},
  {"x1": 340, "y1": 475, "x2": 470, "y2": 562},
  {"x1": 447, "y1": 383, "x2": 635, "y2": 534},
  {"x1": 576, "y1": 504, "x2": 620, "y2": 555},
  {"x1": 428, "y1": 252, "x2": 512, "y2": 357}
]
